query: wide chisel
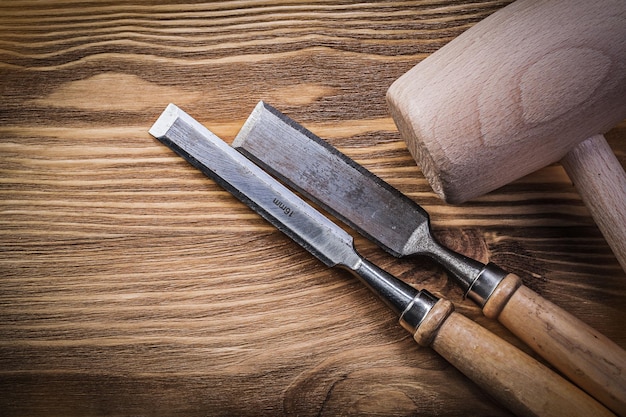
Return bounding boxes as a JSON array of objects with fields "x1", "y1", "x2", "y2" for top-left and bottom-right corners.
[
  {"x1": 232, "y1": 101, "x2": 626, "y2": 415},
  {"x1": 149, "y1": 103, "x2": 613, "y2": 417}
]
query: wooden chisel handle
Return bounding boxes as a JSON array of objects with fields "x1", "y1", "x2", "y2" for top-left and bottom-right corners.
[
  {"x1": 414, "y1": 299, "x2": 615, "y2": 417},
  {"x1": 482, "y1": 274, "x2": 626, "y2": 416}
]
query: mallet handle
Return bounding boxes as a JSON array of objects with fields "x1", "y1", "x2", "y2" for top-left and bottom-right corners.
[
  {"x1": 414, "y1": 299, "x2": 615, "y2": 417},
  {"x1": 561, "y1": 134, "x2": 626, "y2": 271},
  {"x1": 483, "y1": 274, "x2": 626, "y2": 415}
]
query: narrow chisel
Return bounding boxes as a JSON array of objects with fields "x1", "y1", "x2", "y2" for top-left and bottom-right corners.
[
  {"x1": 232, "y1": 101, "x2": 626, "y2": 415},
  {"x1": 149, "y1": 103, "x2": 613, "y2": 417}
]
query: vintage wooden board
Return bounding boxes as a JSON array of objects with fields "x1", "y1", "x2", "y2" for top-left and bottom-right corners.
[{"x1": 1, "y1": 1, "x2": 624, "y2": 416}]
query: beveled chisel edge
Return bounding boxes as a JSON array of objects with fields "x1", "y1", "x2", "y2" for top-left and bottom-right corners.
[{"x1": 149, "y1": 103, "x2": 180, "y2": 138}]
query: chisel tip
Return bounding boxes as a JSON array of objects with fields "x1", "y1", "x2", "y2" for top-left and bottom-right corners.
[{"x1": 149, "y1": 103, "x2": 180, "y2": 138}]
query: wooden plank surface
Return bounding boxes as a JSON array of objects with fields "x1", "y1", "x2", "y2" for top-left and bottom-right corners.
[{"x1": 1, "y1": 1, "x2": 624, "y2": 416}]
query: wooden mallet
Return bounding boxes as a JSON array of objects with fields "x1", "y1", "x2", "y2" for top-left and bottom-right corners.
[{"x1": 387, "y1": 0, "x2": 626, "y2": 270}]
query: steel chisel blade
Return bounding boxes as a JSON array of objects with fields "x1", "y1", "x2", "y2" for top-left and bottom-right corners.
[
  {"x1": 232, "y1": 101, "x2": 491, "y2": 294},
  {"x1": 233, "y1": 101, "x2": 441, "y2": 258}
]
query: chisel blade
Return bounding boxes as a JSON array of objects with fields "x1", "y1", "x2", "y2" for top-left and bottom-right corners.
[{"x1": 233, "y1": 101, "x2": 434, "y2": 257}]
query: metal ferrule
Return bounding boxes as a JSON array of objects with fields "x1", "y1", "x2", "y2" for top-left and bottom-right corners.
[
  {"x1": 349, "y1": 258, "x2": 419, "y2": 317},
  {"x1": 349, "y1": 257, "x2": 439, "y2": 334},
  {"x1": 399, "y1": 290, "x2": 439, "y2": 334},
  {"x1": 465, "y1": 263, "x2": 508, "y2": 306}
]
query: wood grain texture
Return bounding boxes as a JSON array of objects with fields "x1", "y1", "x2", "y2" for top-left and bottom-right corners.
[{"x1": 1, "y1": 1, "x2": 625, "y2": 416}]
